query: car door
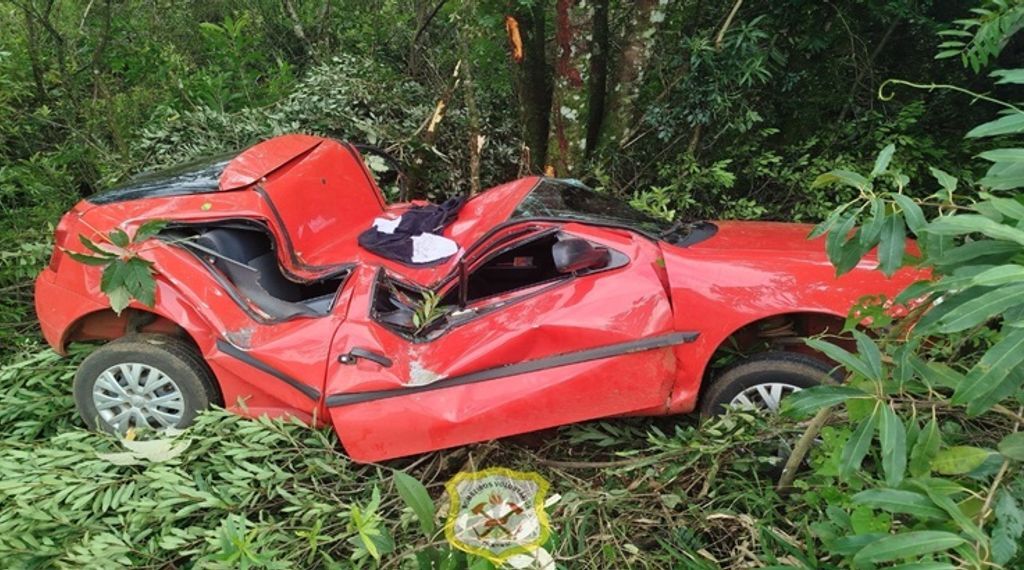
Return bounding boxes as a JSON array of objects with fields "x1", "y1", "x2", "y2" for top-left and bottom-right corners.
[{"x1": 322, "y1": 223, "x2": 696, "y2": 462}]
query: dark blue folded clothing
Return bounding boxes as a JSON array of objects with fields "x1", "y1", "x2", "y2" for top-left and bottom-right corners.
[{"x1": 358, "y1": 195, "x2": 466, "y2": 265}]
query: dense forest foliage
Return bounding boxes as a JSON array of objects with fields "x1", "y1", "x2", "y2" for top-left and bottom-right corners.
[{"x1": 2, "y1": 0, "x2": 1024, "y2": 568}]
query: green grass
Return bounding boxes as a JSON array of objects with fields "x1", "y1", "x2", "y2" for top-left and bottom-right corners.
[{"x1": 0, "y1": 341, "x2": 814, "y2": 569}]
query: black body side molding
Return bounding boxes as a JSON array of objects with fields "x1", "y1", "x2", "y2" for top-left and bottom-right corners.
[
  {"x1": 215, "y1": 340, "x2": 321, "y2": 400},
  {"x1": 325, "y1": 331, "x2": 698, "y2": 408}
]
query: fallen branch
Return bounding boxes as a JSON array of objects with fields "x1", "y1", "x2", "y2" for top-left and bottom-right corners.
[{"x1": 776, "y1": 406, "x2": 832, "y2": 491}]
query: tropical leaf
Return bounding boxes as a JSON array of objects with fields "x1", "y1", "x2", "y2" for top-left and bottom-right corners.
[
  {"x1": 966, "y1": 112, "x2": 1024, "y2": 138},
  {"x1": 781, "y1": 385, "x2": 871, "y2": 418},
  {"x1": 930, "y1": 446, "x2": 994, "y2": 474},
  {"x1": 954, "y1": 328, "x2": 1024, "y2": 414},
  {"x1": 909, "y1": 418, "x2": 943, "y2": 477},
  {"x1": 871, "y1": 144, "x2": 896, "y2": 178},
  {"x1": 851, "y1": 489, "x2": 947, "y2": 520},
  {"x1": 852, "y1": 531, "x2": 966, "y2": 564},
  {"x1": 879, "y1": 405, "x2": 907, "y2": 487},
  {"x1": 394, "y1": 471, "x2": 436, "y2": 536},
  {"x1": 812, "y1": 169, "x2": 871, "y2": 192},
  {"x1": 841, "y1": 407, "x2": 878, "y2": 480},
  {"x1": 805, "y1": 338, "x2": 878, "y2": 381},
  {"x1": 998, "y1": 432, "x2": 1024, "y2": 461}
]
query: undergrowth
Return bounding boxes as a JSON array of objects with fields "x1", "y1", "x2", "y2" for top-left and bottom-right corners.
[{"x1": 0, "y1": 342, "x2": 824, "y2": 568}]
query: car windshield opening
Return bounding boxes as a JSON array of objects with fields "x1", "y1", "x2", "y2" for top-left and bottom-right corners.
[{"x1": 511, "y1": 179, "x2": 680, "y2": 237}]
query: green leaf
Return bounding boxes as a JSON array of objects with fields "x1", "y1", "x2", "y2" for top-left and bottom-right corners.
[
  {"x1": 877, "y1": 210, "x2": 906, "y2": 276},
  {"x1": 106, "y1": 286, "x2": 132, "y2": 315},
  {"x1": 781, "y1": 385, "x2": 871, "y2": 418},
  {"x1": 123, "y1": 257, "x2": 157, "y2": 307},
  {"x1": 936, "y1": 284, "x2": 1024, "y2": 333},
  {"x1": 998, "y1": 432, "x2": 1024, "y2": 461},
  {"x1": 806, "y1": 338, "x2": 877, "y2": 381},
  {"x1": 966, "y1": 112, "x2": 1024, "y2": 138},
  {"x1": 394, "y1": 471, "x2": 436, "y2": 536},
  {"x1": 930, "y1": 446, "x2": 994, "y2": 475},
  {"x1": 971, "y1": 264, "x2": 1024, "y2": 287},
  {"x1": 929, "y1": 167, "x2": 958, "y2": 195},
  {"x1": 134, "y1": 219, "x2": 168, "y2": 242},
  {"x1": 931, "y1": 240, "x2": 1021, "y2": 272},
  {"x1": 987, "y1": 196, "x2": 1024, "y2": 221},
  {"x1": 879, "y1": 406, "x2": 907, "y2": 487},
  {"x1": 954, "y1": 328, "x2": 1024, "y2": 413},
  {"x1": 854, "y1": 331, "x2": 883, "y2": 381},
  {"x1": 825, "y1": 212, "x2": 858, "y2": 268},
  {"x1": 910, "y1": 479, "x2": 985, "y2": 542},
  {"x1": 812, "y1": 169, "x2": 871, "y2": 191},
  {"x1": 840, "y1": 407, "x2": 878, "y2": 480},
  {"x1": 871, "y1": 144, "x2": 896, "y2": 178},
  {"x1": 852, "y1": 531, "x2": 966, "y2": 564},
  {"x1": 991, "y1": 68, "x2": 1024, "y2": 84},
  {"x1": 79, "y1": 234, "x2": 116, "y2": 257},
  {"x1": 892, "y1": 194, "x2": 926, "y2": 234},
  {"x1": 991, "y1": 490, "x2": 1024, "y2": 565},
  {"x1": 980, "y1": 161, "x2": 1024, "y2": 190},
  {"x1": 859, "y1": 199, "x2": 885, "y2": 247},
  {"x1": 909, "y1": 418, "x2": 943, "y2": 477},
  {"x1": 851, "y1": 489, "x2": 947, "y2": 520},
  {"x1": 109, "y1": 229, "x2": 130, "y2": 248},
  {"x1": 887, "y1": 563, "x2": 955, "y2": 570},
  {"x1": 978, "y1": 147, "x2": 1024, "y2": 162},
  {"x1": 809, "y1": 203, "x2": 852, "y2": 239},
  {"x1": 927, "y1": 214, "x2": 1024, "y2": 246},
  {"x1": 65, "y1": 251, "x2": 113, "y2": 266}
]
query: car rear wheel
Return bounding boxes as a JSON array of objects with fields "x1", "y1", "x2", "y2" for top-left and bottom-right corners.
[
  {"x1": 699, "y1": 351, "x2": 836, "y2": 417},
  {"x1": 74, "y1": 334, "x2": 219, "y2": 434}
]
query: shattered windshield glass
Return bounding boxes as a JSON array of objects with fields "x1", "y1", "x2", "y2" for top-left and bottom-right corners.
[{"x1": 511, "y1": 179, "x2": 682, "y2": 237}]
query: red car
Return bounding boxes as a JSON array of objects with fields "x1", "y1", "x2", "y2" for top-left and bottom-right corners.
[{"x1": 35, "y1": 134, "x2": 921, "y2": 462}]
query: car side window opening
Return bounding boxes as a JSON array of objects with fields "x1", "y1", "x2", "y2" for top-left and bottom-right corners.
[
  {"x1": 373, "y1": 230, "x2": 627, "y2": 339},
  {"x1": 163, "y1": 223, "x2": 348, "y2": 320},
  {"x1": 455, "y1": 231, "x2": 566, "y2": 303}
]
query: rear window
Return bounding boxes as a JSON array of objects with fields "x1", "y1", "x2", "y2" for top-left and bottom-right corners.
[{"x1": 88, "y1": 155, "x2": 232, "y2": 205}]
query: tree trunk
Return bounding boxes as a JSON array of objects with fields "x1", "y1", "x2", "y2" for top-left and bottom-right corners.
[
  {"x1": 597, "y1": 0, "x2": 663, "y2": 154},
  {"x1": 585, "y1": 0, "x2": 610, "y2": 156},
  {"x1": 458, "y1": 15, "x2": 483, "y2": 195},
  {"x1": 507, "y1": 1, "x2": 551, "y2": 173},
  {"x1": 545, "y1": 0, "x2": 592, "y2": 176}
]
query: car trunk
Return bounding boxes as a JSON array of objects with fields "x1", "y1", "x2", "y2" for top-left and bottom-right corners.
[{"x1": 219, "y1": 134, "x2": 388, "y2": 270}]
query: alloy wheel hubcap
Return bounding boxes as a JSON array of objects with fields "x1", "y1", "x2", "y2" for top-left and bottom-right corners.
[
  {"x1": 728, "y1": 382, "x2": 802, "y2": 413},
  {"x1": 92, "y1": 363, "x2": 185, "y2": 432}
]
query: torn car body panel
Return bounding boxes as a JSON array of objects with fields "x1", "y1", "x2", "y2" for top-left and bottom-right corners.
[
  {"x1": 36, "y1": 134, "x2": 929, "y2": 462},
  {"x1": 322, "y1": 224, "x2": 681, "y2": 459}
]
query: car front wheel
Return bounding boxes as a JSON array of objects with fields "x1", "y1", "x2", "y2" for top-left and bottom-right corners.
[
  {"x1": 699, "y1": 351, "x2": 836, "y2": 417},
  {"x1": 74, "y1": 334, "x2": 219, "y2": 434}
]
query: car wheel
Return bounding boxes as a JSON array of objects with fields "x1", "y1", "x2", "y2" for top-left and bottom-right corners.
[
  {"x1": 699, "y1": 351, "x2": 836, "y2": 417},
  {"x1": 74, "y1": 334, "x2": 219, "y2": 434}
]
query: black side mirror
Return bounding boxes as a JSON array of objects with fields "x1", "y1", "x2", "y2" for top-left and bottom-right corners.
[{"x1": 552, "y1": 238, "x2": 610, "y2": 274}]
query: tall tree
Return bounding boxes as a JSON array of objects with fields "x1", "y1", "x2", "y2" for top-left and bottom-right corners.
[{"x1": 504, "y1": 0, "x2": 669, "y2": 176}]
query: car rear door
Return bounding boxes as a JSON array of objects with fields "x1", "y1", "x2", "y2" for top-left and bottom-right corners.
[{"x1": 322, "y1": 224, "x2": 695, "y2": 462}]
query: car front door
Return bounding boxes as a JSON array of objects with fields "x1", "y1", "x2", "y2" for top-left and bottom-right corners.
[{"x1": 323, "y1": 223, "x2": 696, "y2": 462}]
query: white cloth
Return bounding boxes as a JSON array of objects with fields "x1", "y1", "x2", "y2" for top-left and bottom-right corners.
[
  {"x1": 411, "y1": 233, "x2": 458, "y2": 263},
  {"x1": 372, "y1": 216, "x2": 402, "y2": 234}
]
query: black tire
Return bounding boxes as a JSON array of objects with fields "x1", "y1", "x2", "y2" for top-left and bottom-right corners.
[
  {"x1": 699, "y1": 351, "x2": 836, "y2": 417},
  {"x1": 74, "y1": 334, "x2": 220, "y2": 433}
]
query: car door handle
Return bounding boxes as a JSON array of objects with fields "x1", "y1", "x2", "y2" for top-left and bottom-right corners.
[{"x1": 339, "y1": 348, "x2": 393, "y2": 368}]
